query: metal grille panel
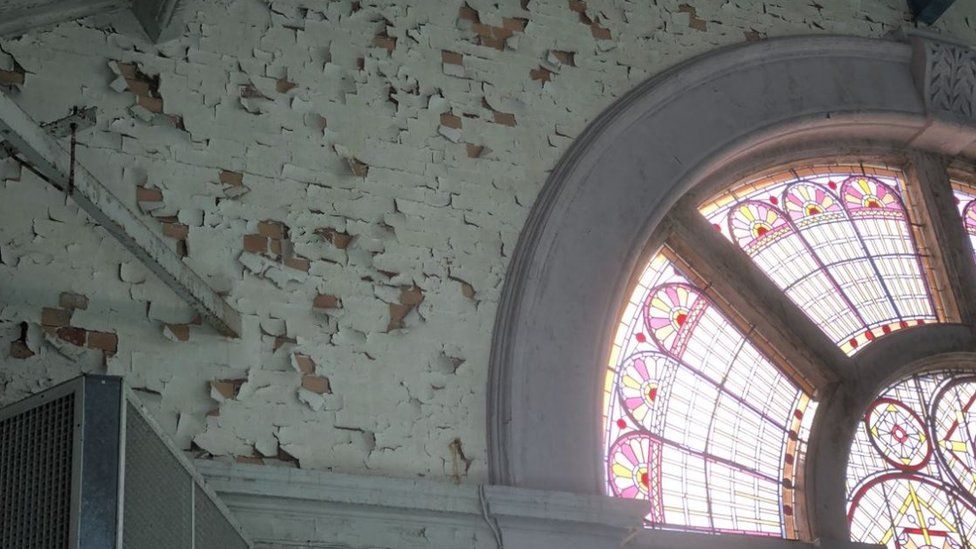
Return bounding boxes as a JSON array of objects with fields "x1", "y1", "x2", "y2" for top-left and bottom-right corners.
[
  {"x1": 0, "y1": 393, "x2": 75, "y2": 549},
  {"x1": 123, "y1": 402, "x2": 192, "y2": 548},
  {"x1": 194, "y1": 484, "x2": 250, "y2": 549}
]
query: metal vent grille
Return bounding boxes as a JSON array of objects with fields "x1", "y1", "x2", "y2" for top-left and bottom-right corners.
[
  {"x1": 194, "y1": 484, "x2": 249, "y2": 549},
  {"x1": 0, "y1": 393, "x2": 75, "y2": 549},
  {"x1": 123, "y1": 402, "x2": 192, "y2": 548}
]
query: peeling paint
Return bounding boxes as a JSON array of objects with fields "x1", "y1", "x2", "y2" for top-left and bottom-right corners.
[{"x1": 2, "y1": 0, "x2": 975, "y2": 487}]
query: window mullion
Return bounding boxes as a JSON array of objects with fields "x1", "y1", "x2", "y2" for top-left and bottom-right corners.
[
  {"x1": 664, "y1": 199, "x2": 845, "y2": 395},
  {"x1": 903, "y1": 151, "x2": 976, "y2": 326}
]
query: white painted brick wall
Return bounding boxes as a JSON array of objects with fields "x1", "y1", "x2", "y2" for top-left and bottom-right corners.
[{"x1": 1, "y1": 0, "x2": 974, "y2": 484}]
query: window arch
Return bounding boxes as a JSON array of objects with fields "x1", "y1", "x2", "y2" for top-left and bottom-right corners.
[
  {"x1": 847, "y1": 370, "x2": 976, "y2": 547},
  {"x1": 603, "y1": 162, "x2": 976, "y2": 542},
  {"x1": 488, "y1": 33, "x2": 976, "y2": 549}
]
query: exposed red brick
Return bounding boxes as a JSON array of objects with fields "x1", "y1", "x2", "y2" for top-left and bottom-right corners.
[
  {"x1": 211, "y1": 379, "x2": 237, "y2": 400},
  {"x1": 136, "y1": 185, "x2": 164, "y2": 202},
  {"x1": 348, "y1": 159, "x2": 369, "y2": 177},
  {"x1": 441, "y1": 50, "x2": 463, "y2": 65},
  {"x1": 678, "y1": 4, "x2": 707, "y2": 31},
  {"x1": 219, "y1": 170, "x2": 244, "y2": 186},
  {"x1": 440, "y1": 113, "x2": 462, "y2": 129},
  {"x1": 115, "y1": 62, "x2": 137, "y2": 79},
  {"x1": 502, "y1": 17, "x2": 528, "y2": 31},
  {"x1": 0, "y1": 70, "x2": 25, "y2": 86},
  {"x1": 568, "y1": 0, "x2": 587, "y2": 12},
  {"x1": 137, "y1": 95, "x2": 164, "y2": 113},
  {"x1": 459, "y1": 281, "x2": 476, "y2": 299},
  {"x1": 465, "y1": 144, "x2": 485, "y2": 158},
  {"x1": 125, "y1": 79, "x2": 151, "y2": 97},
  {"x1": 283, "y1": 256, "x2": 310, "y2": 272},
  {"x1": 315, "y1": 228, "x2": 353, "y2": 249},
  {"x1": 493, "y1": 111, "x2": 517, "y2": 126},
  {"x1": 258, "y1": 220, "x2": 287, "y2": 240},
  {"x1": 373, "y1": 34, "x2": 396, "y2": 52},
  {"x1": 269, "y1": 238, "x2": 286, "y2": 257},
  {"x1": 162, "y1": 222, "x2": 189, "y2": 240},
  {"x1": 458, "y1": 3, "x2": 480, "y2": 21},
  {"x1": 471, "y1": 23, "x2": 492, "y2": 37},
  {"x1": 480, "y1": 36, "x2": 506, "y2": 50},
  {"x1": 388, "y1": 303, "x2": 412, "y2": 331},
  {"x1": 388, "y1": 286, "x2": 425, "y2": 330},
  {"x1": 59, "y1": 292, "x2": 88, "y2": 310},
  {"x1": 551, "y1": 50, "x2": 576, "y2": 66},
  {"x1": 313, "y1": 294, "x2": 340, "y2": 309},
  {"x1": 274, "y1": 336, "x2": 296, "y2": 352},
  {"x1": 590, "y1": 23, "x2": 611, "y2": 39},
  {"x1": 236, "y1": 455, "x2": 264, "y2": 465},
  {"x1": 292, "y1": 353, "x2": 316, "y2": 375},
  {"x1": 57, "y1": 326, "x2": 87, "y2": 347},
  {"x1": 400, "y1": 285, "x2": 425, "y2": 306},
  {"x1": 530, "y1": 66, "x2": 553, "y2": 82},
  {"x1": 41, "y1": 307, "x2": 71, "y2": 327},
  {"x1": 165, "y1": 324, "x2": 190, "y2": 341},
  {"x1": 239, "y1": 83, "x2": 265, "y2": 99},
  {"x1": 243, "y1": 234, "x2": 268, "y2": 254},
  {"x1": 87, "y1": 331, "x2": 118, "y2": 353},
  {"x1": 744, "y1": 29, "x2": 763, "y2": 42},
  {"x1": 9, "y1": 341, "x2": 34, "y2": 359},
  {"x1": 301, "y1": 375, "x2": 331, "y2": 394},
  {"x1": 276, "y1": 78, "x2": 297, "y2": 93}
]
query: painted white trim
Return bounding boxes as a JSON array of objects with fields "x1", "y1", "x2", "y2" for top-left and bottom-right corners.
[{"x1": 197, "y1": 460, "x2": 880, "y2": 549}]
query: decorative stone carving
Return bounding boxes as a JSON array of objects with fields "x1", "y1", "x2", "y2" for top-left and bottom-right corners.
[{"x1": 913, "y1": 35, "x2": 976, "y2": 121}]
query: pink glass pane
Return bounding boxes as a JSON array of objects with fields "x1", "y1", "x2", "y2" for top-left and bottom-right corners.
[
  {"x1": 603, "y1": 252, "x2": 814, "y2": 538},
  {"x1": 846, "y1": 371, "x2": 976, "y2": 548},
  {"x1": 704, "y1": 171, "x2": 936, "y2": 355},
  {"x1": 953, "y1": 186, "x2": 976, "y2": 262}
]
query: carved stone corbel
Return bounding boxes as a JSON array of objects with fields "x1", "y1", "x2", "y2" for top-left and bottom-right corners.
[{"x1": 909, "y1": 33, "x2": 976, "y2": 152}]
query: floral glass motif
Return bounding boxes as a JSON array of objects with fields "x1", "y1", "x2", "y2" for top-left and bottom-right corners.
[
  {"x1": 953, "y1": 186, "x2": 976, "y2": 261},
  {"x1": 603, "y1": 253, "x2": 815, "y2": 538},
  {"x1": 700, "y1": 169, "x2": 937, "y2": 355},
  {"x1": 847, "y1": 371, "x2": 976, "y2": 548}
]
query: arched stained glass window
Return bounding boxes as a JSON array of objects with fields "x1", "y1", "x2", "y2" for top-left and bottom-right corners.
[
  {"x1": 603, "y1": 163, "x2": 962, "y2": 541},
  {"x1": 700, "y1": 168, "x2": 936, "y2": 355},
  {"x1": 953, "y1": 185, "x2": 976, "y2": 261},
  {"x1": 603, "y1": 253, "x2": 815, "y2": 537},
  {"x1": 847, "y1": 371, "x2": 976, "y2": 547}
]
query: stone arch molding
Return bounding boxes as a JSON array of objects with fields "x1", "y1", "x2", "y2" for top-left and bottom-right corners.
[{"x1": 488, "y1": 31, "x2": 976, "y2": 543}]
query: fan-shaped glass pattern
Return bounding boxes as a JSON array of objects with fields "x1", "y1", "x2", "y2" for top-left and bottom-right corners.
[
  {"x1": 700, "y1": 168, "x2": 936, "y2": 355},
  {"x1": 603, "y1": 253, "x2": 815, "y2": 538},
  {"x1": 847, "y1": 371, "x2": 976, "y2": 548}
]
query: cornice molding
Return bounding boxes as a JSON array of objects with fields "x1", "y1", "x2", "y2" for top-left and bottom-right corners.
[{"x1": 197, "y1": 461, "x2": 878, "y2": 549}]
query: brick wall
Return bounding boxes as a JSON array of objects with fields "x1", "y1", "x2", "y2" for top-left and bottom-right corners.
[{"x1": 0, "y1": 0, "x2": 973, "y2": 483}]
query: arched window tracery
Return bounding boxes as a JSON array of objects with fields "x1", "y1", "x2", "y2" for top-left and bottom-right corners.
[
  {"x1": 847, "y1": 371, "x2": 976, "y2": 547},
  {"x1": 604, "y1": 164, "x2": 976, "y2": 545},
  {"x1": 604, "y1": 254, "x2": 814, "y2": 537}
]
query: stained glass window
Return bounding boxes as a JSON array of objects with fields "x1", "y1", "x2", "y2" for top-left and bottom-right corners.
[
  {"x1": 603, "y1": 252, "x2": 815, "y2": 538},
  {"x1": 700, "y1": 168, "x2": 937, "y2": 355},
  {"x1": 847, "y1": 371, "x2": 976, "y2": 547},
  {"x1": 953, "y1": 185, "x2": 976, "y2": 261}
]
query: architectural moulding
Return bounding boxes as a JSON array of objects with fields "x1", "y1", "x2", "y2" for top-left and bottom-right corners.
[
  {"x1": 199, "y1": 461, "x2": 879, "y2": 549},
  {"x1": 487, "y1": 31, "x2": 976, "y2": 546},
  {"x1": 0, "y1": 0, "x2": 185, "y2": 42}
]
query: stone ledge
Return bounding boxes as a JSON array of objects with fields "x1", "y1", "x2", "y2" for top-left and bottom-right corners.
[{"x1": 197, "y1": 460, "x2": 880, "y2": 549}]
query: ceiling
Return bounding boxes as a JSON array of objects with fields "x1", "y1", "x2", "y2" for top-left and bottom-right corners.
[{"x1": 0, "y1": 0, "x2": 184, "y2": 42}]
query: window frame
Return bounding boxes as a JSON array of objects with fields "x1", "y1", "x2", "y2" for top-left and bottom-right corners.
[{"x1": 487, "y1": 32, "x2": 976, "y2": 547}]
